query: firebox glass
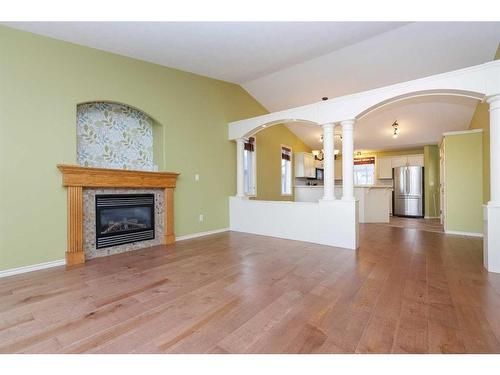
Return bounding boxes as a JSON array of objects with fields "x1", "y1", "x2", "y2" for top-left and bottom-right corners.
[{"x1": 99, "y1": 206, "x2": 153, "y2": 235}]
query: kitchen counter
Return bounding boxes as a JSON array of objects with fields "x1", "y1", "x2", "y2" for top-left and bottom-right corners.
[{"x1": 294, "y1": 185, "x2": 392, "y2": 223}]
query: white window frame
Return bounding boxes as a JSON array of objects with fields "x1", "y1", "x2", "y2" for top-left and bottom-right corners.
[
  {"x1": 281, "y1": 144, "x2": 293, "y2": 196},
  {"x1": 353, "y1": 161, "x2": 375, "y2": 186},
  {"x1": 243, "y1": 138, "x2": 257, "y2": 197}
]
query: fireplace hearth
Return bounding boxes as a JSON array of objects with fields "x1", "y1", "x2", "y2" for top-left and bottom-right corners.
[{"x1": 96, "y1": 194, "x2": 155, "y2": 249}]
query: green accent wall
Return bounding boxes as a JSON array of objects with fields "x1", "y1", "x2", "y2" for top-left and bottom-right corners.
[
  {"x1": 424, "y1": 145, "x2": 440, "y2": 218},
  {"x1": 444, "y1": 131, "x2": 483, "y2": 234},
  {"x1": 468, "y1": 103, "x2": 490, "y2": 203},
  {"x1": 0, "y1": 26, "x2": 267, "y2": 271},
  {"x1": 467, "y1": 44, "x2": 499, "y2": 204},
  {"x1": 253, "y1": 125, "x2": 311, "y2": 201}
]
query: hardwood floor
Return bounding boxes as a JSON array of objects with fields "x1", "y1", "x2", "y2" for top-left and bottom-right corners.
[
  {"x1": 1, "y1": 225, "x2": 500, "y2": 354},
  {"x1": 380, "y1": 216, "x2": 444, "y2": 233}
]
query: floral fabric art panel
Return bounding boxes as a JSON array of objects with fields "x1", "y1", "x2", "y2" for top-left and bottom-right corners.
[{"x1": 77, "y1": 102, "x2": 154, "y2": 171}]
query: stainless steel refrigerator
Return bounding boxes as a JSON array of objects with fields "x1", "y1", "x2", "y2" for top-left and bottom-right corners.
[{"x1": 393, "y1": 166, "x2": 424, "y2": 217}]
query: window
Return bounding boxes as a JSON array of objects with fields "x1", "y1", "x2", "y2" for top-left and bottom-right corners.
[
  {"x1": 353, "y1": 157, "x2": 375, "y2": 185},
  {"x1": 243, "y1": 137, "x2": 256, "y2": 196},
  {"x1": 281, "y1": 146, "x2": 292, "y2": 195}
]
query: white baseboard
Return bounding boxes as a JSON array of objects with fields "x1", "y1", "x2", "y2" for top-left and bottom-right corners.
[
  {"x1": 424, "y1": 216, "x2": 440, "y2": 219},
  {"x1": 445, "y1": 230, "x2": 483, "y2": 238},
  {"x1": 176, "y1": 228, "x2": 229, "y2": 241},
  {"x1": 0, "y1": 229, "x2": 229, "y2": 279},
  {"x1": 0, "y1": 259, "x2": 65, "y2": 279}
]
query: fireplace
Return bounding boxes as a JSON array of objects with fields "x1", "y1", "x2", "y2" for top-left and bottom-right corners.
[{"x1": 95, "y1": 194, "x2": 155, "y2": 249}]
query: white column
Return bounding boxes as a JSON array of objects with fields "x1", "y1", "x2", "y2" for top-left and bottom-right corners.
[
  {"x1": 236, "y1": 138, "x2": 246, "y2": 198},
  {"x1": 488, "y1": 95, "x2": 500, "y2": 204},
  {"x1": 322, "y1": 123, "x2": 335, "y2": 201},
  {"x1": 485, "y1": 95, "x2": 500, "y2": 273},
  {"x1": 341, "y1": 119, "x2": 355, "y2": 201}
]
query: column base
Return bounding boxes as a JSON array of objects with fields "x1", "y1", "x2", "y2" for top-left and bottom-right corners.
[
  {"x1": 318, "y1": 199, "x2": 359, "y2": 250},
  {"x1": 484, "y1": 204, "x2": 500, "y2": 273},
  {"x1": 164, "y1": 234, "x2": 176, "y2": 245},
  {"x1": 65, "y1": 251, "x2": 85, "y2": 267}
]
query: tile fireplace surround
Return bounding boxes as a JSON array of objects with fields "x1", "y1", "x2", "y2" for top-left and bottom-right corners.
[
  {"x1": 83, "y1": 188, "x2": 164, "y2": 259},
  {"x1": 57, "y1": 165, "x2": 179, "y2": 266}
]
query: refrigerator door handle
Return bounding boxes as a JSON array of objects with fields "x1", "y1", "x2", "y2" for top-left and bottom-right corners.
[{"x1": 406, "y1": 167, "x2": 410, "y2": 195}]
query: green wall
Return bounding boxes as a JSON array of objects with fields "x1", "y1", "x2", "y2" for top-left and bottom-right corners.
[
  {"x1": 0, "y1": 26, "x2": 267, "y2": 271},
  {"x1": 424, "y1": 145, "x2": 440, "y2": 218},
  {"x1": 467, "y1": 44, "x2": 499, "y2": 203},
  {"x1": 253, "y1": 125, "x2": 311, "y2": 201},
  {"x1": 444, "y1": 131, "x2": 483, "y2": 234},
  {"x1": 468, "y1": 103, "x2": 490, "y2": 203}
]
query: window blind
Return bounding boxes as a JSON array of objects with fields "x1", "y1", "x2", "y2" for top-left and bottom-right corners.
[
  {"x1": 354, "y1": 157, "x2": 375, "y2": 165},
  {"x1": 244, "y1": 137, "x2": 255, "y2": 152},
  {"x1": 281, "y1": 146, "x2": 291, "y2": 161}
]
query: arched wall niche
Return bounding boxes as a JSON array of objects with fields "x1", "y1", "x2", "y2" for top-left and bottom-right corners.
[{"x1": 76, "y1": 101, "x2": 165, "y2": 171}]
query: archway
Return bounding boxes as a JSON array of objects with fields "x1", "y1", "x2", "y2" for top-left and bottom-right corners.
[{"x1": 354, "y1": 89, "x2": 485, "y2": 120}]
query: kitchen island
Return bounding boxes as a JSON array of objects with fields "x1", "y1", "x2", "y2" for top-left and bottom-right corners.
[{"x1": 294, "y1": 185, "x2": 392, "y2": 223}]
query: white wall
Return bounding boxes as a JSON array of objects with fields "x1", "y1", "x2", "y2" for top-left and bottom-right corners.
[{"x1": 229, "y1": 197, "x2": 358, "y2": 249}]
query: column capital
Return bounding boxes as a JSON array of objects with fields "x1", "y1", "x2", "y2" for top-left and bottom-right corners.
[
  {"x1": 340, "y1": 119, "x2": 356, "y2": 129},
  {"x1": 235, "y1": 137, "x2": 248, "y2": 143},
  {"x1": 487, "y1": 94, "x2": 500, "y2": 111},
  {"x1": 321, "y1": 123, "x2": 335, "y2": 130}
]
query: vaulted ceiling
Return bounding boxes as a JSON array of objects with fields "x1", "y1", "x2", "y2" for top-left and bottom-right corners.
[{"x1": 4, "y1": 21, "x2": 499, "y2": 151}]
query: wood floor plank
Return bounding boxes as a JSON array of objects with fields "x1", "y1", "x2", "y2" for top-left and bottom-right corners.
[{"x1": 0, "y1": 220, "x2": 498, "y2": 354}]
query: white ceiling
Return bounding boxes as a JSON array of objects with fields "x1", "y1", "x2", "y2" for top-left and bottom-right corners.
[
  {"x1": 3, "y1": 21, "x2": 499, "y2": 151},
  {"x1": 243, "y1": 22, "x2": 500, "y2": 111},
  {"x1": 1, "y1": 22, "x2": 408, "y2": 83},
  {"x1": 285, "y1": 95, "x2": 479, "y2": 152}
]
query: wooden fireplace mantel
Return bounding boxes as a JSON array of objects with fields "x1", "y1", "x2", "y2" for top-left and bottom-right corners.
[{"x1": 57, "y1": 165, "x2": 180, "y2": 266}]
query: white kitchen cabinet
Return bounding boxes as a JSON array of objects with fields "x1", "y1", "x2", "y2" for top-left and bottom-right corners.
[
  {"x1": 377, "y1": 157, "x2": 393, "y2": 179},
  {"x1": 377, "y1": 154, "x2": 423, "y2": 180},
  {"x1": 391, "y1": 154, "x2": 424, "y2": 168},
  {"x1": 334, "y1": 159, "x2": 342, "y2": 180},
  {"x1": 407, "y1": 154, "x2": 424, "y2": 167},
  {"x1": 294, "y1": 152, "x2": 316, "y2": 178},
  {"x1": 391, "y1": 156, "x2": 408, "y2": 168}
]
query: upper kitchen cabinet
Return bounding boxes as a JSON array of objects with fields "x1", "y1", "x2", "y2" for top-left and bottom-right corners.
[
  {"x1": 391, "y1": 156, "x2": 408, "y2": 168},
  {"x1": 377, "y1": 157, "x2": 393, "y2": 179},
  {"x1": 295, "y1": 152, "x2": 316, "y2": 178},
  {"x1": 407, "y1": 154, "x2": 424, "y2": 167},
  {"x1": 377, "y1": 154, "x2": 424, "y2": 179}
]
